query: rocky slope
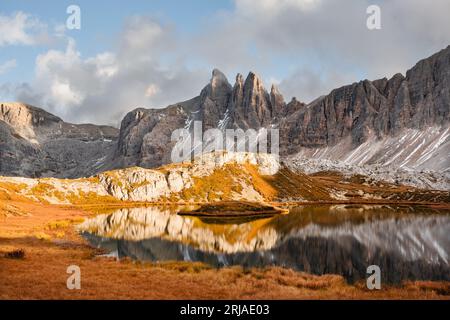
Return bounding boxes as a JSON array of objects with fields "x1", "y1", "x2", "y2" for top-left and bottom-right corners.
[
  {"x1": 282, "y1": 45, "x2": 450, "y2": 151},
  {"x1": 0, "y1": 102, "x2": 118, "y2": 178},
  {"x1": 0, "y1": 152, "x2": 448, "y2": 205},
  {"x1": 284, "y1": 146, "x2": 450, "y2": 191},
  {"x1": 1, "y1": 46, "x2": 449, "y2": 182}
]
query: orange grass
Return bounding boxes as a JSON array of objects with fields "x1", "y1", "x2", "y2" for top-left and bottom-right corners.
[{"x1": 0, "y1": 200, "x2": 449, "y2": 300}]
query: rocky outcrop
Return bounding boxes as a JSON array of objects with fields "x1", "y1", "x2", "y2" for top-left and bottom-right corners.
[
  {"x1": 113, "y1": 105, "x2": 188, "y2": 170},
  {"x1": 270, "y1": 84, "x2": 286, "y2": 119},
  {"x1": 115, "y1": 47, "x2": 450, "y2": 172},
  {"x1": 0, "y1": 151, "x2": 281, "y2": 203},
  {"x1": 1, "y1": 151, "x2": 448, "y2": 205},
  {"x1": 110, "y1": 69, "x2": 286, "y2": 169},
  {"x1": 99, "y1": 152, "x2": 280, "y2": 202}
]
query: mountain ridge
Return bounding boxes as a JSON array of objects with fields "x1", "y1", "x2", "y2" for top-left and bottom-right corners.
[
  {"x1": 1, "y1": 45, "x2": 449, "y2": 178},
  {"x1": 0, "y1": 102, "x2": 119, "y2": 177}
]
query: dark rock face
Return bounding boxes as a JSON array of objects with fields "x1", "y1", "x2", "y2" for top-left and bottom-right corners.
[
  {"x1": 115, "y1": 47, "x2": 450, "y2": 170},
  {"x1": 233, "y1": 72, "x2": 273, "y2": 129},
  {"x1": 199, "y1": 69, "x2": 232, "y2": 130},
  {"x1": 270, "y1": 84, "x2": 286, "y2": 119},
  {"x1": 406, "y1": 48, "x2": 450, "y2": 128},
  {"x1": 113, "y1": 105, "x2": 188, "y2": 169}
]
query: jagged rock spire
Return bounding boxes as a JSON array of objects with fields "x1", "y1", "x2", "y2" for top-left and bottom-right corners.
[
  {"x1": 199, "y1": 69, "x2": 232, "y2": 129},
  {"x1": 201, "y1": 68, "x2": 232, "y2": 101},
  {"x1": 270, "y1": 84, "x2": 286, "y2": 118}
]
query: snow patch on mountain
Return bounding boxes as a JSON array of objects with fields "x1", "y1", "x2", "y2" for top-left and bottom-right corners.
[{"x1": 285, "y1": 156, "x2": 450, "y2": 191}]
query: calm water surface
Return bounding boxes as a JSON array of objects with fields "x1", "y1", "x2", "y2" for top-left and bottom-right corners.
[{"x1": 79, "y1": 205, "x2": 450, "y2": 283}]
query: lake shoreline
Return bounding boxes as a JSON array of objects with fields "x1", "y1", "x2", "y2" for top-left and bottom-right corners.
[{"x1": 1, "y1": 199, "x2": 449, "y2": 299}]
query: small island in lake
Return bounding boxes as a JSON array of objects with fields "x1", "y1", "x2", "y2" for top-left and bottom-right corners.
[{"x1": 177, "y1": 201, "x2": 289, "y2": 218}]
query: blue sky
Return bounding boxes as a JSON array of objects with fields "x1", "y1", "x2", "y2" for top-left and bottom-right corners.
[
  {"x1": 0, "y1": 0, "x2": 234, "y2": 83},
  {"x1": 1, "y1": 0, "x2": 450, "y2": 125}
]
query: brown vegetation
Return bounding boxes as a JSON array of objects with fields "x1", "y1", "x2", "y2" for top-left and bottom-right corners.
[
  {"x1": 0, "y1": 200, "x2": 449, "y2": 300},
  {"x1": 0, "y1": 162, "x2": 449, "y2": 299}
]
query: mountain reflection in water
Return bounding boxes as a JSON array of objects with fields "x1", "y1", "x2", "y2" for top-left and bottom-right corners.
[{"x1": 79, "y1": 205, "x2": 450, "y2": 283}]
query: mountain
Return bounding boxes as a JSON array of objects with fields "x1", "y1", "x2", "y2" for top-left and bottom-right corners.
[
  {"x1": 112, "y1": 46, "x2": 450, "y2": 172},
  {"x1": 281, "y1": 46, "x2": 450, "y2": 171},
  {"x1": 108, "y1": 69, "x2": 298, "y2": 171},
  {"x1": 0, "y1": 102, "x2": 118, "y2": 178},
  {"x1": 1, "y1": 46, "x2": 449, "y2": 180}
]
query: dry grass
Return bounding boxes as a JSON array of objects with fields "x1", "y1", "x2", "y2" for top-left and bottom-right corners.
[
  {"x1": 180, "y1": 164, "x2": 246, "y2": 201},
  {"x1": 313, "y1": 172, "x2": 450, "y2": 203},
  {"x1": 0, "y1": 200, "x2": 449, "y2": 300},
  {"x1": 246, "y1": 165, "x2": 333, "y2": 201},
  {"x1": 65, "y1": 190, "x2": 120, "y2": 205}
]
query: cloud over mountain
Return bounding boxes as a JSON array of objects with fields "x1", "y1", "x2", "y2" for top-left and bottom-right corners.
[{"x1": 2, "y1": 1, "x2": 450, "y2": 125}]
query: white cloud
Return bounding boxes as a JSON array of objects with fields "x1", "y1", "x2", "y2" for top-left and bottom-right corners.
[
  {"x1": 15, "y1": 17, "x2": 208, "y2": 125},
  {"x1": 50, "y1": 82, "x2": 83, "y2": 107},
  {"x1": 192, "y1": 0, "x2": 450, "y2": 102},
  {"x1": 0, "y1": 11, "x2": 48, "y2": 46},
  {"x1": 145, "y1": 84, "x2": 160, "y2": 97},
  {"x1": 236, "y1": 0, "x2": 321, "y2": 14},
  {"x1": 119, "y1": 16, "x2": 168, "y2": 55},
  {"x1": 0, "y1": 59, "x2": 17, "y2": 75},
  {"x1": 86, "y1": 53, "x2": 118, "y2": 78},
  {"x1": 279, "y1": 68, "x2": 359, "y2": 103},
  {"x1": 8, "y1": 1, "x2": 450, "y2": 124}
]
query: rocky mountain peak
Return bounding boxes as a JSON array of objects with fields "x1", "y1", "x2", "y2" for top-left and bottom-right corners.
[
  {"x1": 234, "y1": 73, "x2": 244, "y2": 87},
  {"x1": 0, "y1": 102, "x2": 62, "y2": 128},
  {"x1": 270, "y1": 84, "x2": 280, "y2": 95},
  {"x1": 210, "y1": 68, "x2": 230, "y2": 88},
  {"x1": 404, "y1": 45, "x2": 450, "y2": 128},
  {"x1": 284, "y1": 97, "x2": 305, "y2": 116},
  {"x1": 2, "y1": 47, "x2": 450, "y2": 178},
  {"x1": 270, "y1": 84, "x2": 286, "y2": 117},
  {"x1": 244, "y1": 71, "x2": 265, "y2": 91},
  {"x1": 229, "y1": 71, "x2": 272, "y2": 128},
  {"x1": 0, "y1": 102, "x2": 63, "y2": 141},
  {"x1": 198, "y1": 69, "x2": 232, "y2": 129},
  {"x1": 201, "y1": 68, "x2": 232, "y2": 101}
]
